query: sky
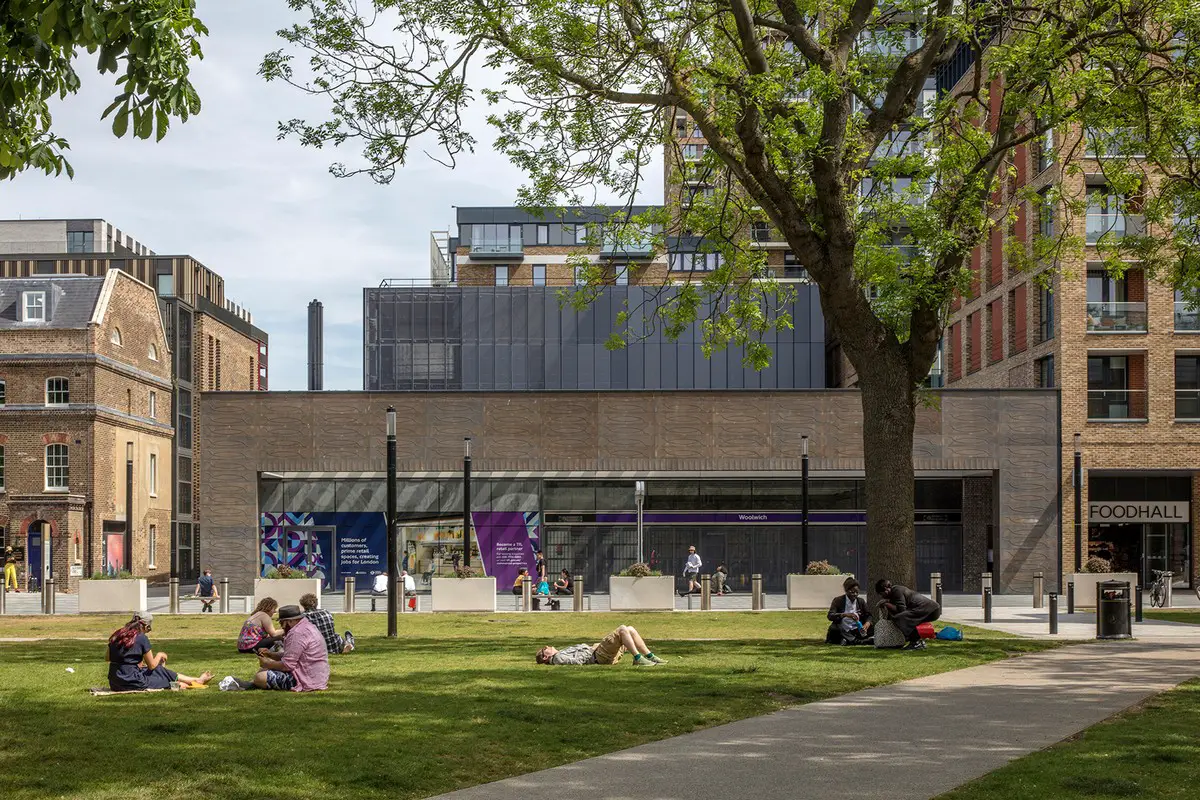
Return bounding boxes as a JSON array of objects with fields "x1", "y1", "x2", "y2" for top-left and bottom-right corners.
[{"x1": 0, "y1": 2, "x2": 660, "y2": 390}]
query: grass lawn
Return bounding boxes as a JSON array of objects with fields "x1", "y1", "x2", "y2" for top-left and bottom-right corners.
[
  {"x1": 938, "y1": 678, "x2": 1200, "y2": 799},
  {"x1": 1145, "y1": 609, "x2": 1200, "y2": 625},
  {"x1": 0, "y1": 612, "x2": 1052, "y2": 800}
]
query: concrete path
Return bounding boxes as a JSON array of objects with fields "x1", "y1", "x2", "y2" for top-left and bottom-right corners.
[
  {"x1": 433, "y1": 641, "x2": 1200, "y2": 800},
  {"x1": 944, "y1": 603, "x2": 1200, "y2": 642}
]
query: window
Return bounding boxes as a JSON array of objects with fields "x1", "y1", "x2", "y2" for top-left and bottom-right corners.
[
  {"x1": 1036, "y1": 355, "x2": 1055, "y2": 388},
  {"x1": 45, "y1": 444, "x2": 68, "y2": 490},
  {"x1": 149, "y1": 453, "x2": 158, "y2": 496},
  {"x1": 22, "y1": 291, "x2": 46, "y2": 322},
  {"x1": 178, "y1": 389, "x2": 192, "y2": 448},
  {"x1": 148, "y1": 342, "x2": 158, "y2": 361},
  {"x1": 669, "y1": 251, "x2": 724, "y2": 271},
  {"x1": 45, "y1": 377, "x2": 69, "y2": 406},
  {"x1": 574, "y1": 264, "x2": 587, "y2": 286},
  {"x1": 149, "y1": 391, "x2": 157, "y2": 419},
  {"x1": 1037, "y1": 126, "x2": 1055, "y2": 172},
  {"x1": 1087, "y1": 190, "x2": 1127, "y2": 243},
  {"x1": 215, "y1": 339, "x2": 222, "y2": 389},
  {"x1": 470, "y1": 224, "x2": 522, "y2": 252},
  {"x1": 574, "y1": 224, "x2": 589, "y2": 245},
  {"x1": 532, "y1": 265, "x2": 546, "y2": 286},
  {"x1": 1088, "y1": 354, "x2": 1145, "y2": 420},
  {"x1": 495, "y1": 265, "x2": 509, "y2": 286},
  {"x1": 1176, "y1": 355, "x2": 1200, "y2": 419},
  {"x1": 148, "y1": 525, "x2": 157, "y2": 569},
  {"x1": 750, "y1": 221, "x2": 771, "y2": 242},
  {"x1": 681, "y1": 143, "x2": 702, "y2": 160},
  {"x1": 536, "y1": 225, "x2": 549, "y2": 245},
  {"x1": 34, "y1": 260, "x2": 55, "y2": 275},
  {"x1": 156, "y1": 273, "x2": 174, "y2": 296},
  {"x1": 110, "y1": 327, "x2": 122, "y2": 346},
  {"x1": 1038, "y1": 286, "x2": 1055, "y2": 342},
  {"x1": 178, "y1": 455, "x2": 193, "y2": 515},
  {"x1": 615, "y1": 267, "x2": 629, "y2": 286},
  {"x1": 1039, "y1": 189, "x2": 1055, "y2": 238},
  {"x1": 66, "y1": 231, "x2": 94, "y2": 253},
  {"x1": 0, "y1": 445, "x2": 4, "y2": 491},
  {"x1": 0, "y1": 379, "x2": 5, "y2": 407}
]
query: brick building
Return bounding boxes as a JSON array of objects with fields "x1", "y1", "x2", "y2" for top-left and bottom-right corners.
[
  {"x1": 0, "y1": 219, "x2": 270, "y2": 581},
  {"x1": 0, "y1": 271, "x2": 173, "y2": 591}
]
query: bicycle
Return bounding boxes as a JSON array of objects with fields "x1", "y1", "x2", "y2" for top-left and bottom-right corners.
[{"x1": 1149, "y1": 570, "x2": 1173, "y2": 608}]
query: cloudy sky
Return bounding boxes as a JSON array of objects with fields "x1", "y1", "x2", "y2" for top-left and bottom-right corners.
[{"x1": 0, "y1": 2, "x2": 660, "y2": 390}]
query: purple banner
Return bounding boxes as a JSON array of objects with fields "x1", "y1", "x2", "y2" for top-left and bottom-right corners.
[
  {"x1": 472, "y1": 511, "x2": 537, "y2": 589},
  {"x1": 547, "y1": 511, "x2": 866, "y2": 525}
]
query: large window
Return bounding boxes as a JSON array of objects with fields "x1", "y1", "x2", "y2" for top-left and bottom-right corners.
[
  {"x1": 1086, "y1": 191, "x2": 1128, "y2": 243},
  {"x1": 1038, "y1": 285, "x2": 1055, "y2": 342},
  {"x1": 1087, "y1": 268, "x2": 1144, "y2": 332},
  {"x1": 1088, "y1": 354, "x2": 1143, "y2": 420},
  {"x1": 66, "y1": 231, "x2": 94, "y2": 252},
  {"x1": 1176, "y1": 355, "x2": 1200, "y2": 419},
  {"x1": 669, "y1": 251, "x2": 724, "y2": 272},
  {"x1": 156, "y1": 272, "x2": 175, "y2": 296},
  {"x1": 177, "y1": 455, "x2": 193, "y2": 516},
  {"x1": 45, "y1": 444, "x2": 68, "y2": 490},
  {"x1": 22, "y1": 291, "x2": 45, "y2": 322},
  {"x1": 178, "y1": 389, "x2": 192, "y2": 448},
  {"x1": 45, "y1": 377, "x2": 69, "y2": 406}
]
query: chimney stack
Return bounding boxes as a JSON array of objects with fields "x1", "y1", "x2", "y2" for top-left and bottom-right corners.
[{"x1": 307, "y1": 299, "x2": 324, "y2": 391}]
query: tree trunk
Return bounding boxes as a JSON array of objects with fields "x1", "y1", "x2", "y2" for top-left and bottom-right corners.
[{"x1": 857, "y1": 354, "x2": 918, "y2": 595}]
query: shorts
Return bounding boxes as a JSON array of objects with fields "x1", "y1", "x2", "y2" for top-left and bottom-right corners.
[
  {"x1": 264, "y1": 669, "x2": 297, "y2": 691},
  {"x1": 594, "y1": 629, "x2": 627, "y2": 665}
]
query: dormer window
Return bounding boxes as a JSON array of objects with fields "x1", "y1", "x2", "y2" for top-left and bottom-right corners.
[{"x1": 22, "y1": 291, "x2": 46, "y2": 322}]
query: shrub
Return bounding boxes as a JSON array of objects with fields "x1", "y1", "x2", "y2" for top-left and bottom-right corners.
[
  {"x1": 454, "y1": 565, "x2": 479, "y2": 578},
  {"x1": 804, "y1": 560, "x2": 843, "y2": 576},
  {"x1": 618, "y1": 563, "x2": 661, "y2": 577},
  {"x1": 1083, "y1": 556, "x2": 1114, "y2": 574},
  {"x1": 88, "y1": 570, "x2": 133, "y2": 580},
  {"x1": 264, "y1": 565, "x2": 310, "y2": 579}
]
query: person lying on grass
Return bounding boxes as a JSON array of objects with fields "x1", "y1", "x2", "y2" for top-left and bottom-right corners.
[
  {"x1": 535, "y1": 624, "x2": 666, "y2": 666},
  {"x1": 107, "y1": 611, "x2": 213, "y2": 691},
  {"x1": 221, "y1": 604, "x2": 329, "y2": 692}
]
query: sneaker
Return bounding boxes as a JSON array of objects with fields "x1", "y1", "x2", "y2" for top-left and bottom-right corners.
[
  {"x1": 648, "y1": 654, "x2": 667, "y2": 664},
  {"x1": 343, "y1": 632, "x2": 356, "y2": 652},
  {"x1": 903, "y1": 640, "x2": 927, "y2": 651},
  {"x1": 219, "y1": 676, "x2": 243, "y2": 692},
  {"x1": 633, "y1": 657, "x2": 658, "y2": 667}
]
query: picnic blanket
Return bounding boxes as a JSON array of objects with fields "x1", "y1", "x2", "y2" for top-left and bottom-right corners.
[{"x1": 88, "y1": 682, "x2": 208, "y2": 695}]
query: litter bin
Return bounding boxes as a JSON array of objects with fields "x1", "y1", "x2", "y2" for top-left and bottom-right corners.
[{"x1": 1096, "y1": 580, "x2": 1133, "y2": 640}]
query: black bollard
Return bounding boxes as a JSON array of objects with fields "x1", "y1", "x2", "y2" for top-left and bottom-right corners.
[
  {"x1": 1049, "y1": 592, "x2": 1058, "y2": 634},
  {"x1": 934, "y1": 582, "x2": 943, "y2": 608},
  {"x1": 1135, "y1": 585, "x2": 1143, "y2": 623},
  {"x1": 983, "y1": 587, "x2": 993, "y2": 623},
  {"x1": 1067, "y1": 581, "x2": 1075, "y2": 614}
]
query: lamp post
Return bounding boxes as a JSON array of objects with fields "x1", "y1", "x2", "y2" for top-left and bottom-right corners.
[
  {"x1": 125, "y1": 441, "x2": 133, "y2": 573},
  {"x1": 1074, "y1": 432, "x2": 1083, "y2": 573},
  {"x1": 386, "y1": 407, "x2": 398, "y2": 638},
  {"x1": 801, "y1": 435, "x2": 810, "y2": 569},
  {"x1": 463, "y1": 437, "x2": 472, "y2": 568},
  {"x1": 634, "y1": 481, "x2": 646, "y2": 564}
]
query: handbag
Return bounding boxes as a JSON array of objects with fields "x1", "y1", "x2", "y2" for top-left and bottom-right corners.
[
  {"x1": 916, "y1": 622, "x2": 937, "y2": 640},
  {"x1": 936, "y1": 626, "x2": 964, "y2": 641},
  {"x1": 873, "y1": 617, "x2": 906, "y2": 649}
]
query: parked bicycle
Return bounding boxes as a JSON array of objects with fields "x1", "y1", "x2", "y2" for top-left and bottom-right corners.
[{"x1": 1149, "y1": 570, "x2": 1173, "y2": 608}]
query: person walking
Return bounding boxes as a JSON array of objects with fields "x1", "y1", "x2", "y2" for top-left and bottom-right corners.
[
  {"x1": 679, "y1": 545, "x2": 702, "y2": 596},
  {"x1": 3, "y1": 547, "x2": 19, "y2": 592},
  {"x1": 194, "y1": 566, "x2": 218, "y2": 612}
]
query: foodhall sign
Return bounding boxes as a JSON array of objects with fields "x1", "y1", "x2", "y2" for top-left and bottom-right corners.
[{"x1": 1088, "y1": 502, "x2": 1190, "y2": 523}]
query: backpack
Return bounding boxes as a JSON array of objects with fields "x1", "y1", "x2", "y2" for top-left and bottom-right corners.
[{"x1": 935, "y1": 626, "x2": 964, "y2": 641}]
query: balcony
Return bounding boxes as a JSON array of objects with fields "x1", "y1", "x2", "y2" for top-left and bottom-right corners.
[
  {"x1": 1087, "y1": 389, "x2": 1148, "y2": 421},
  {"x1": 1086, "y1": 213, "x2": 1145, "y2": 243},
  {"x1": 1086, "y1": 302, "x2": 1147, "y2": 333},
  {"x1": 1176, "y1": 389, "x2": 1200, "y2": 420},
  {"x1": 469, "y1": 237, "x2": 523, "y2": 258},
  {"x1": 600, "y1": 238, "x2": 655, "y2": 260},
  {"x1": 1175, "y1": 302, "x2": 1200, "y2": 331}
]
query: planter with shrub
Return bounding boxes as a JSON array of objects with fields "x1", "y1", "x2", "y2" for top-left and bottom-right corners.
[
  {"x1": 431, "y1": 566, "x2": 497, "y2": 612},
  {"x1": 1070, "y1": 557, "x2": 1137, "y2": 608},
  {"x1": 79, "y1": 572, "x2": 147, "y2": 614},
  {"x1": 787, "y1": 561, "x2": 853, "y2": 609},
  {"x1": 255, "y1": 566, "x2": 322, "y2": 610},
  {"x1": 610, "y1": 563, "x2": 674, "y2": 611}
]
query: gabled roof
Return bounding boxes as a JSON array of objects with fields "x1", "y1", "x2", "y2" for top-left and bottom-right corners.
[{"x1": 0, "y1": 275, "x2": 105, "y2": 329}]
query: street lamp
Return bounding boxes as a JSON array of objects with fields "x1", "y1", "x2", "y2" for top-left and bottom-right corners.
[
  {"x1": 801, "y1": 435, "x2": 810, "y2": 570},
  {"x1": 634, "y1": 481, "x2": 646, "y2": 564},
  {"x1": 1074, "y1": 432, "x2": 1083, "y2": 573},
  {"x1": 125, "y1": 441, "x2": 134, "y2": 573},
  {"x1": 386, "y1": 407, "x2": 397, "y2": 638},
  {"x1": 463, "y1": 437, "x2": 472, "y2": 568}
]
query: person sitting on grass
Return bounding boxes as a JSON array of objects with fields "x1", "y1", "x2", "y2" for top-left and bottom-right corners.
[
  {"x1": 299, "y1": 592, "x2": 355, "y2": 654},
  {"x1": 107, "y1": 611, "x2": 213, "y2": 691},
  {"x1": 535, "y1": 624, "x2": 666, "y2": 667},
  {"x1": 825, "y1": 577, "x2": 873, "y2": 645},
  {"x1": 875, "y1": 578, "x2": 941, "y2": 651},
  {"x1": 237, "y1": 597, "x2": 284, "y2": 655},
  {"x1": 221, "y1": 605, "x2": 330, "y2": 692},
  {"x1": 552, "y1": 570, "x2": 573, "y2": 595}
]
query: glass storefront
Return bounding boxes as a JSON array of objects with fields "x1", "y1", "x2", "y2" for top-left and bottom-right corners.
[{"x1": 1087, "y1": 475, "x2": 1192, "y2": 588}]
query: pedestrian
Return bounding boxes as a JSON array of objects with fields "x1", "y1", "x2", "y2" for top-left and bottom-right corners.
[
  {"x1": 299, "y1": 592, "x2": 355, "y2": 654},
  {"x1": 3, "y1": 546, "x2": 19, "y2": 593},
  {"x1": 194, "y1": 566, "x2": 218, "y2": 612},
  {"x1": 679, "y1": 545, "x2": 702, "y2": 596},
  {"x1": 535, "y1": 624, "x2": 666, "y2": 667},
  {"x1": 535, "y1": 550, "x2": 547, "y2": 581},
  {"x1": 221, "y1": 604, "x2": 330, "y2": 692},
  {"x1": 875, "y1": 578, "x2": 941, "y2": 650}
]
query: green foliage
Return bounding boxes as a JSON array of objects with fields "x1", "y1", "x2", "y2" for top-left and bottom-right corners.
[
  {"x1": 804, "y1": 561, "x2": 844, "y2": 576},
  {"x1": 263, "y1": 565, "x2": 310, "y2": 579},
  {"x1": 1083, "y1": 556, "x2": 1115, "y2": 574},
  {"x1": 0, "y1": 0, "x2": 206, "y2": 180},
  {"x1": 618, "y1": 562, "x2": 660, "y2": 577},
  {"x1": 454, "y1": 565, "x2": 480, "y2": 578},
  {"x1": 87, "y1": 570, "x2": 133, "y2": 580}
]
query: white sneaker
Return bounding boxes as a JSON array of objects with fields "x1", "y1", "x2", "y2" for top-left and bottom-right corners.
[{"x1": 219, "y1": 676, "x2": 243, "y2": 691}]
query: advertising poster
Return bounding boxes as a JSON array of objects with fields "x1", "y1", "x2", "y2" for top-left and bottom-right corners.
[{"x1": 472, "y1": 511, "x2": 539, "y2": 590}]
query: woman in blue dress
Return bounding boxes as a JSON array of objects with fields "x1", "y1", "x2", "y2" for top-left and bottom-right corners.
[{"x1": 107, "y1": 611, "x2": 213, "y2": 691}]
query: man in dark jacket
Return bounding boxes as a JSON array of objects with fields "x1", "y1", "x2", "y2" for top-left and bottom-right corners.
[
  {"x1": 826, "y1": 577, "x2": 873, "y2": 645},
  {"x1": 875, "y1": 579, "x2": 941, "y2": 650}
]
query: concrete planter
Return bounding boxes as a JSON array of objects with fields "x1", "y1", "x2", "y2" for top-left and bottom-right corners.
[
  {"x1": 787, "y1": 574, "x2": 852, "y2": 609},
  {"x1": 1070, "y1": 572, "x2": 1139, "y2": 607},
  {"x1": 78, "y1": 579, "x2": 147, "y2": 614},
  {"x1": 609, "y1": 575, "x2": 675, "y2": 611},
  {"x1": 254, "y1": 578, "x2": 322, "y2": 611},
  {"x1": 431, "y1": 577, "x2": 497, "y2": 612}
]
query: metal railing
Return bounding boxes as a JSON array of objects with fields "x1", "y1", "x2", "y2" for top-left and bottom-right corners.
[
  {"x1": 469, "y1": 239, "x2": 523, "y2": 256},
  {"x1": 1086, "y1": 213, "x2": 1145, "y2": 243},
  {"x1": 1175, "y1": 302, "x2": 1200, "y2": 331},
  {"x1": 1086, "y1": 301, "x2": 1147, "y2": 332},
  {"x1": 1087, "y1": 388, "x2": 1148, "y2": 421}
]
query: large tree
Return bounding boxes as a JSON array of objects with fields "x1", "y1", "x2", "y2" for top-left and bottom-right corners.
[
  {"x1": 0, "y1": 0, "x2": 206, "y2": 180},
  {"x1": 263, "y1": 0, "x2": 1200, "y2": 587}
]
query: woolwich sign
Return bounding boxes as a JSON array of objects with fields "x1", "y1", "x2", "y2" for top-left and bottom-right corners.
[{"x1": 1088, "y1": 502, "x2": 1190, "y2": 523}]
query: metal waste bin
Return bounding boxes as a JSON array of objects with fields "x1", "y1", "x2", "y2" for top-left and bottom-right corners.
[{"x1": 1096, "y1": 580, "x2": 1132, "y2": 640}]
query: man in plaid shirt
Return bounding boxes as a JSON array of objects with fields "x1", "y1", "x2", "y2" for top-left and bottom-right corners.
[{"x1": 299, "y1": 593, "x2": 355, "y2": 654}]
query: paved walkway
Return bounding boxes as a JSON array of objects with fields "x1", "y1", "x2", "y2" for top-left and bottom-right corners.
[
  {"x1": 434, "y1": 640, "x2": 1200, "y2": 800},
  {"x1": 943, "y1": 603, "x2": 1200, "y2": 641}
]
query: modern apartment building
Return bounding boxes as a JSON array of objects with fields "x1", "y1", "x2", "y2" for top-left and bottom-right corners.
[
  {"x1": 0, "y1": 271, "x2": 174, "y2": 591},
  {"x1": 0, "y1": 219, "x2": 269, "y2": 581}
]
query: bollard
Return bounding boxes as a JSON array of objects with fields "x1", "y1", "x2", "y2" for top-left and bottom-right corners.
[
  {"x1": 0, "y1": 584, "x2": 5, "y2": 615},
  {"x1": 1033, "y1": 572, "x2": 1044, "y2": 609},
  {"x1": 219, "y1": 578, "x2": 230, "y2": 614},
  {"x1": 751, "y1": 574, "x2": 763, "y2": 611},
  {"x1": 930, "y1": 571, "x2": 942, "y2": 599},
  {"x1": 169, "y1": 577, "x2": 180, "y2": 614},
  {"x1": 1135, "y1": 584, "x2": 1143, "y2": 622},
  {"x1": 1067, "y1": 580, "x2": 1074, "y2": 614},
  {"x1": 522, "y1": 575, "x2": 533, "y2": 612},
  {"x1": 934, "y1": 582, "x2": 943, "y2": 608},
  {"x1": 345, "y1": 576, "x2": 356, "y2": 614},
  {"x1": 45, "y1": 578, "x2": 56, "y2": 615},
  {"x1": 1049, "y1": 592, "x2": 1058, "y2": 634},
  {"x1": 980, "y1": 572, "x2": 992, "y2": 610},
  {"x1": 983, "y1": 587, "x2": 992, "y2": 623},
  {"x1": 573, "y1": 575, "x2": 583, "y2": 613},
  {"x1": 1164, "y1": 576, "x2": 1174, "y2": 609},
  {"x1": 700, "y1": 574, "x2": 711, "y2": 611}
]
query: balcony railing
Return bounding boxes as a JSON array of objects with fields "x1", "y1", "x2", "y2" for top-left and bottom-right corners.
[
  {"x1": 1087, "y1": 389, "x2": 1148, "y2": 421},
  {"x1": 1086, "y1": 213, "x2": 1145, "y2": 243},
  {"x1": 1175, "y1": 389, "x2": 1200, "y2": 420},
  {"x1": 1175, "y1": 302, "x2": 1200, "y2": 331},
  {"x1": 469, "y1": 238, "x2": 523, "y2": 257},
  {"x1": 600, "y1": 239, "x2": 655, "y2": 259},
  {"x1": 1086, "y1": 301, "x2": 1147, "y2": 332}
]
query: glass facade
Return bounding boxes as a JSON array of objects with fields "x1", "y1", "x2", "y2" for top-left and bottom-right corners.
[{"x1": 363, "y1": 285, "x2": 825, "y2": 390}]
